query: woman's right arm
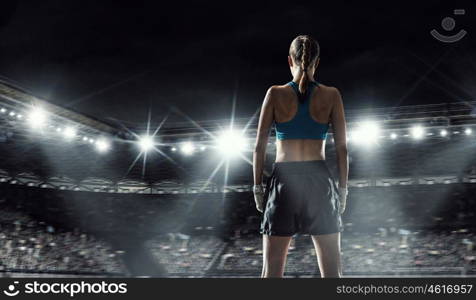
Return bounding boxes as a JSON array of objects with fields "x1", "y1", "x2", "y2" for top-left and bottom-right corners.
[{"x1": 330, "y1": 88, "x2": 348, "y2": 188}]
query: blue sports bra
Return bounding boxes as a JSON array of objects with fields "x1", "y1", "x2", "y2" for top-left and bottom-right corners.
[{"x1": 275, "y1": 81, "x2": 329, "y2": 140}]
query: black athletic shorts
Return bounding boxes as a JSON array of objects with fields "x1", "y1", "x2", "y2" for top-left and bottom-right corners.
[{"x1": 260, "y1": 160, "x2": 343, "y2": 236}]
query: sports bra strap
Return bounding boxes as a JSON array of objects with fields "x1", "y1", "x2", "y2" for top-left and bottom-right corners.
[
  {"x1": 276, "y1": 81, "x2": 327, "y2": 140},
  {"x1": 288, "y1": 81, "x2": 300, "y2": 95},
  {"x1": 288, "y1": 81, "x2": 318, "y2": 103}
]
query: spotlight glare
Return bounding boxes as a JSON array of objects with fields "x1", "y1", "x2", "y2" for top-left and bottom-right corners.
[
  {"x1": 82, "y1": 136, "x2": 88, "y2": 141},
  {"x1": 95, "y1": 139, "x2": 110, "y2": 153},
  {"x1": 171, "y1": 147, "x2": 177, "y2": 152},
  {"x1": 390, "y1": 133, "x2": 397, "y2": 140},
  {"x1": 440, "y1": 129, "x2": 448, "y2": 137},
  {"x1": 465, "y1": 128, "x2": 472, "y2": 135},
  {"x1": 63, "y1": 127, "x2": 76, "y2": 139},
  {"x1": 351, "y1": 121, "x2": 381, "y2": 145},
  {"x1": 217, "y1": 130, "x2": 248, "y2": 157},
  {"x1": 0, "y1": 108, "x2": 6, "y2": 113},
  {"x1": 139, "y1": 135, "x2": 154, "y2": 152},
  {"x1": 410, "y1": 125, "x2": 425, "y2": 139},
  {"x1": 9, "y1": 111, "x2": 15, "y2": 116},
  {"x1": 27, "y1": 108, "x2": 47, "y2": 128},
  {"x1": 180, "y1": 142, "x2": 195, "y2": 155},
  {"x1": 200, "y1": 145, "x2": 206, "y2": 151}
]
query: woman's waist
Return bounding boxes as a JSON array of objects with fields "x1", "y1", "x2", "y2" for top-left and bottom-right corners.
[
  {"x1": 276, "y1": 140, "x2": 325, "y2": 156},
  {"x1": 275, "y1": 149, "x2": 325, "y2": 163},
  {"x1": 271, "y1": 159, "x2": 330, "y2": 175}
]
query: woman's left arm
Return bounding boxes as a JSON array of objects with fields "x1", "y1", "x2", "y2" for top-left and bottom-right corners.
[{"x1": 253, "y1": 86, "x2": 276, "y2": 186}]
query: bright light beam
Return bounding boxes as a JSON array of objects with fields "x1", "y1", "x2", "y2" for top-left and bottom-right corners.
[
  {"x1": 180, "y1": 142, "x2": 195, "y2": 155},
  {"x1": 139, "y1": 135, "x2": 154, "y2": 152},
  {"x1": 216, "y1": 130, "x2": 248, "y2": 157},
  {"x1": 197, "y1": 159, "x2": 225, "y2": 193},
  {"x1": 119, "y1": 111, "x2": 179, "y2": 177},
  {"x1": 95, "y1": 139, "x2": 111, "y2": 153},
  {"x1": 27, "y1": 107, "x2": 47, "y2": 129},
  {"x1": 350, "y1": 121, "x2": 381, "y2": 146},
  {"x1": 410, "y1": 125, "x2": 425, "y2": 139},
  {"x1": 440, "y1": 129, "x2": 448, "y2": 137},
  {"x1": 63, "y1": 127, "x2": 77, "y2": 139}
]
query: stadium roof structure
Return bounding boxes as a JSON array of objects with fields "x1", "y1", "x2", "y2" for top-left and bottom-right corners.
[
  {"x1": 1, "y1": 80, "x2": 476, "y2": 194},
  {"x1": 0, "y1": 80, "x2": 122, "y2": 138},
  {"x1": 2, "y1": 77, "x2": 476, "y2": 140},
  {"x1": 130, "y1": 101, "x2": 476, "y2": 139}
]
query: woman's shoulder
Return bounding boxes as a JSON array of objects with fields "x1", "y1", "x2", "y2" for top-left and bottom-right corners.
[
  {"x1": 267, "y1": 83, "x2": 291, "y2": 92},
  {"x1": 268, "y1": 82, "x2": 340, "y2": 92},
  {"x1": 317, "y1": 83, "x2": 340, "y2": 95},
  {"x1": 264, "y1": 83, "x2": 293, "y2": 100},
  {"x1": 266, "y1": 82, "x2": 341, "y2": 100}
]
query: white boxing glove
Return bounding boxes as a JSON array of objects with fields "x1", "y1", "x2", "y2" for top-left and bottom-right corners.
[
  {"x1": 338, "y1": 186, "x2": 348, "y2": 215},
  {"x1": 253, "y1": 184, "x2": 265, "y2": 213}
]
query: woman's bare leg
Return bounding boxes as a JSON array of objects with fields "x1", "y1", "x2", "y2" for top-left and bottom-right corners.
[
  {"x1": 261, "y1": 235, "x2": 292, "y2": 278},
  {"x1": 311, "y1": 233, "x2": 342, "y2": 278}
]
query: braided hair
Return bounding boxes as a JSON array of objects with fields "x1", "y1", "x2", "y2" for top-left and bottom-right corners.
[{"x1": 289, "y1": 35, "x2": 320, "y2": 97}]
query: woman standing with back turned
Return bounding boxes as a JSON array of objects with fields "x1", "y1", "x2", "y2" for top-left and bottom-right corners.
[{"x1": 253, "y1": 35, "x2": 348, "y2": 278}]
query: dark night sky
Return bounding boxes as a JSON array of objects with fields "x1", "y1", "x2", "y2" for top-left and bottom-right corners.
[{"x1": 0, "y1": 0, "x2": 475, "y2": 128}]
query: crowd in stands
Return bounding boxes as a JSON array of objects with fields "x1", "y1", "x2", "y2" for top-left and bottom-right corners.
[
  {"x1": 145, "y1": 230, "x2": 223, "y2": 276},
  {"x1": 0, "y1": 181, "x2": 474, "y2": 277},
  {"x1": 0, "y1": 208, "x2": 126, "y2": 275},
  {"x1": 143, "y1": 228, "x2": 475, "y2": 277},
  {"x1": 145, "y1": 183, "x2": 476, "y2": 277}
]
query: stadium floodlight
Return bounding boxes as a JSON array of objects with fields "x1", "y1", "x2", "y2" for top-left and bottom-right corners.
[
  {"x1": 216, "y1": 129, "x2": 248, "y2": 157},
  {"x1": 465, "y1": 128, "x2": 472, "y2": 135},
  {"x1": 440, "y1": 129, "x2": 448, "y2": 137},
  {"x1": 138, "y1": 135, "x2": 154, "y2": 152},
  {"x1": 390, "y1": 133, "x2": 398, "y2": 140},
  {"x1": 82, "y1": 136, "x2": 88, "y2": 141},
  {"x1": 200, "y1": 145, "x2": 206, "y2": 151},
  {"x1": 0, "y1": 108, "x2": 6, "y2": 113},
  {"x1": 63, "y1": 127, "x2": 76, "y2": 139},
  {"x1": 95, "y1": 139, "x2": 110, "y2": 153},
  {"x1": 410, "y1": 125, "x2": 425, "y2": 139},
  {"x1": 171, "y1": 146, "x2": 177, "y2": 152},
  {"x1": 27, "y1": 107, "x2": 47, "y2": 129},
  {"x1": 350, "y1": 121, "x2": 381, "y2": 145},
  {"x1": 17, "y1": 114, "x2": 22, "y2": 119},
  {"x1": 9, "y1": 111, "x2": 15, "y2": 117},
  {"x1": 180, "y1": 142, "x2": 195, "y2": 155}
]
